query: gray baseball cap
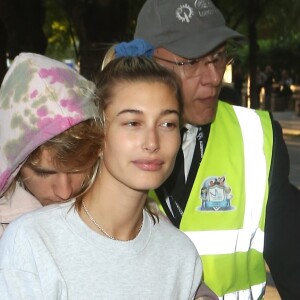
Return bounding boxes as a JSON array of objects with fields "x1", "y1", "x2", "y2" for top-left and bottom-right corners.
[{"x1": 134, "y1": 0, "x2": 244, "y2": 59}]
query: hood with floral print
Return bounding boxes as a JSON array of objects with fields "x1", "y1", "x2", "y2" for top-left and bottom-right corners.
[{"x1": 0, "y1": 53, "x2": 98, "y2": 196}]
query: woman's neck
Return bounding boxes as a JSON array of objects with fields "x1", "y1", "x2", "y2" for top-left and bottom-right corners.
[{"x1": 79, "y1": 174, "x2": 146, "y2": 241}]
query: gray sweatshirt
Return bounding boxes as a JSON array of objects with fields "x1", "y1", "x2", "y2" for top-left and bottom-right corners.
[{"x1": 0, "y1": 200, "x2": 202, "y2": 299}]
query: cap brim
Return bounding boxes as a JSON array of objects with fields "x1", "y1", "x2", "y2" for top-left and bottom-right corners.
[{"x1": 164, "y1": 27, "x2": 245, "y2": 59}]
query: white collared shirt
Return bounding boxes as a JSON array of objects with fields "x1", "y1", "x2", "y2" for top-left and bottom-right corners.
[{"x1": 182, "y1": 124, "x2": 198, "y2": 181}]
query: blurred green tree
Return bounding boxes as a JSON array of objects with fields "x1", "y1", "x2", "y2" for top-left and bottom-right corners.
[
  {"x1": 1, "y1": 0, "x2": 299, "y2": 90},
  {"x1": 214, "y1": 0, "x2": 300, "y2": 107},
  {"x1": 44, "y1": 0, "x2": 77, "y2": 61}
]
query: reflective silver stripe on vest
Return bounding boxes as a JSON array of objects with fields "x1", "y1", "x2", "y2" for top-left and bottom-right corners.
[
  {"x1": 233, "y1": 106, "x2": 267, "y2": 229},
  {"x1": 185, "y1": 228, "x2": 264, "y2": 255},
  {"x1": 218, "y1": 282, "x2": 266, "y2": 300},
  {"x1": 186, "y1": 106, "x2": 267, "y2": 256}
]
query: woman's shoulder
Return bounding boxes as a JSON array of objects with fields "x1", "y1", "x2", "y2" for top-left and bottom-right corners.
[{"x1": 150, "y1": 214, "x2": 198, "y2": 254}]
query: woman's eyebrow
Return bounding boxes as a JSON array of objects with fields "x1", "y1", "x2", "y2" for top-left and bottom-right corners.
[
  {"x1": 116, "y1": 109, "x2": 179, "y2": 116},
  {"x1": 160, "y1": 109, "x2": 180, "y2": 116},
  {"x1": 116, "y1": 109, "x2": 142, "y2": 116}
]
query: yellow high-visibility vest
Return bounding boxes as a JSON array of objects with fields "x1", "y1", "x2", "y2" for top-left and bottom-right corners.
[{"x1": 150, "y1": 101, "x2": 273, "y2": 299}]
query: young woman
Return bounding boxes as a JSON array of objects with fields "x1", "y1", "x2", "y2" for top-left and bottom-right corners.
[
  {"x1": 0, "y1": 55, "x2": 202, "y2": 299},
  {"x1": 0, "y1": 52, "x2": 102, "y2": 237},
  {"x1": 102, "y1": 41, "x2": 217, "y2": 300}
]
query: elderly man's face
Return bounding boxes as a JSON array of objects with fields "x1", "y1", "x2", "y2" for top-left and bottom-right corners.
[{"x1": 154, "y1": 45, "x2": 228, "y2": 125}]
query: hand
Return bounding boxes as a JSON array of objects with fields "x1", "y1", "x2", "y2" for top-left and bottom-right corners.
[{"x1": 195, "y1": 281, "x2": 219, "y2": 300}]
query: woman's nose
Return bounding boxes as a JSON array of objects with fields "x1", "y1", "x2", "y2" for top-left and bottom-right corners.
[{"x1": 142, "y1": 129, "x2": 159, "y2": 152}]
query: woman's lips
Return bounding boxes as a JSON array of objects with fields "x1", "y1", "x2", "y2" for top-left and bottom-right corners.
[{"x1": 132, "y1": 159, "x2": 164, "y2": 171}]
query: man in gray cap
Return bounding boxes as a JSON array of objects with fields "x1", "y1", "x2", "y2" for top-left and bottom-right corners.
[{"x1": 135, "y1": 0, "x2": 300, "y2": 299}]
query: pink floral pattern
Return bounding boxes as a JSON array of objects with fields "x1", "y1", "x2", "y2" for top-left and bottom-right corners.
[{"x1": 0, "y1": 53, "x2": 98, "y2": 195}]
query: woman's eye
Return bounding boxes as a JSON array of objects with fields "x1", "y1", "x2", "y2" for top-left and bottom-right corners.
[
  {"x1": 126, "y1": 121, "x2": 140, "y2": 127},
  {"x1": 160, "y1": 122, "x2": 177, "y2": 128}
]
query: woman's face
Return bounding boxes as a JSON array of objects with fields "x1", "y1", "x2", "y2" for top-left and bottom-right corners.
[
  {"x1": 20, "y1": 149, "x2": 88, "y2": 206},
  {"x1": 101, "y1": 81, "x2": 181, "y2": 192}
]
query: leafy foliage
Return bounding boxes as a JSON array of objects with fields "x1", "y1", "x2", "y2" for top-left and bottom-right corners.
[
  {"x1": 44, "y1": 0, "x2": 78, "y2": 60},
  {"x1": 215, "y1": 0, "x2": 300, "y2": 83},
  {"x1": 42, "y1": 0, "x2": 300, "y2": 83}
]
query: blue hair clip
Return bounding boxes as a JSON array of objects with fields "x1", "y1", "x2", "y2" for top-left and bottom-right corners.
[{"x1": 114, "y1": 39, "x2": 154, "y2": 58}]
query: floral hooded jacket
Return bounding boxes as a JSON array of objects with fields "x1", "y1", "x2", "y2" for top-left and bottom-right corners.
[{"x1": 0, "y1": 53, "x2": 98, "y2": 236}]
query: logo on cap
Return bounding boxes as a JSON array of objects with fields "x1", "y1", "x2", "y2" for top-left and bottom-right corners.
[
  {"x1": 176, "y1": 4, "x2": 194, "y2": 23},
  {"x1": 195, "y1": 0, "x2": 217, "y2": 17}
]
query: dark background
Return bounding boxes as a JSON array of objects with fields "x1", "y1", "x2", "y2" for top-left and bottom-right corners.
[{"x1": 0, "y1": 0, "x2": 299, "y2": 108}]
